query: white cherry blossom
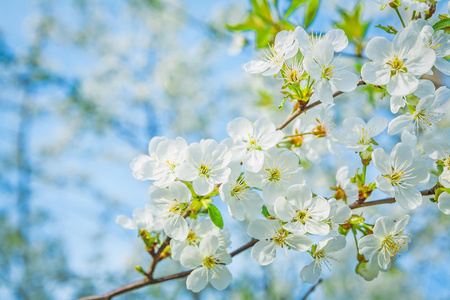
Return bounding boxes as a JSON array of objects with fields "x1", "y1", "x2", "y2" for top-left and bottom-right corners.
[
  {"x1": 410, "y1": 19, "x2": 450, "y2": 75},
  {"x1": 300, "y1": 236, "x2": 346, "y2": 283},
  {"x1": 327, "y1": 198, "x2": 352, "y2": 232},
  {"x1": 333, "y1": 116, "x2": 388, "y2": 152},
  {"x1": 333, "y1": 166, "x2": 358, "y2": 203},
  {"x1": 170, "y1": 218, "x2": 231, "y2": 261},
  {"x1": 130, "y1": 136, "x2": 167, "y2": 180},
  {"x1": 359, "y1": 215, "x2": 411, "y2": 271},
  {"x1": 116, "y1": 205, "x2": 164, "y2": 232},
  {"x1": 424, "y1": 128, "x2": 450, "y2": 188},
  {"x1": 402, "y1": 0, "x2": 432, "y2": 13},
  {"x1": 247, "y1": 219, "x2": 313, "y2": 265},
  {"x1": 245, "y1": 147, "x2": 304, "y2": 206},
  {"x1": 295, "y1": 26, "x2": 348, "y2": 57},
  {"x1": 274, "y1": 184, "x2": 330, "y2": 236},
  {"x1": 372, "y1": 143, "x2": 430, "y2": 210},
  {"x1": 222, "y1": 117, "x2": 284, "y2": 172},
  {"x1": 243, "y1": 29, "x2": 298, "y2": 76},
  {"x1": 176, "y1": 139, "x2": 231, "y2": 196},
  {"x1": 180, "y1": 235, "x2": 232, "y2": 292},
  {"x1": 219, "y1": 162, "x2": 263, "y2": 221},
  {"x1": 361, "y1": 26, "x2": 436, "y2": 97},
  {"x1": 149, "y1": 181, "x2": 192, "y2": 240},
  {"x1": 389, "y1": 79, "x2": 435, "y2": 114},
  {"x1": 388, "y1": 86, "x2": 450, "y2": 135},
  {"x1": 303, "y1": 39, "x2": 359, "y2": 104}
]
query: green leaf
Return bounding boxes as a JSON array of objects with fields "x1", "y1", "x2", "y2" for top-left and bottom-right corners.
[
  {"x1": 226, "y1": 13, "x2": 264, "y2": 31},
  {"x1": 252, "y1": 0, "x2": 273, "y2": 22},
  {"x1": 304, "y1": 0, "x2": 320, "y2": 28},
  {"x1": 208, "y1": 204, "x2": 224, "y2": 229},
  {"x1": 284, "y1": 0, "x2": 308, "y2": 18},
  {"x1": 261, "y1": 205, "x2": 270, "y2": 218},
  {"x1": 374, "y1": 24, "x2": 398, "y2": 34},
  {"x1": 334, "y1": 3, "x2": 370, "y2": 55},
  {"x1": 433, "y1": 18, "x2": 450, "y2": 32}
]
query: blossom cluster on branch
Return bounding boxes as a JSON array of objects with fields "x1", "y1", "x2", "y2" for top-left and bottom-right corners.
[{"x1": 81, "y1": 1, "x2": 450, "y2": 299}]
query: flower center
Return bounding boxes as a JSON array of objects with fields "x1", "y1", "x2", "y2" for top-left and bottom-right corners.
[
  {"x1": 294, "y1": 210, "x2": 309, "y2": 224},
  {"x1": 443, "y1": 157, "x2": 450, "y2": 168},
  {"x1": 268, "y1": 168, "x2": 281, "y2": 182},
  {"x1": 380, "y1": 234, "x2": 405, "y2": 258},
  {"x1": 387, "y1": 169, "x2": 403, "y2": 186},
  {"x1": 388, "y1": 57, "x2": 407, "y2": 76},
  {"x1": 202, "y1": 255, "x2": 217, "y2": 268},
  {"x1": 247, "y1": 136, "x2": 262, "y2": 151},
  {"x1": 272, "y1": 230, "x2": 288, "y2": 247},
  {"x1": 187, "y1": 230, "x2": 198, "y2": 245},
  {"x1": 321, "y1": 64, "x2": 335, "y2": 80},
  {"x1": 199, "y1": 165, "x2": 210, "y2": 178},
  {"x1": 166, "y1": 160, "x2": 179, "y2": 172},
  {"x1": 168, "y1": 202, "x2": 183, "y2": 215},
  {"x1": 262, "y1": 45, "x2": 284, "y2": 65},
  {"x1": 231, "y1": 176, "x2": 249, "y2": 199}
]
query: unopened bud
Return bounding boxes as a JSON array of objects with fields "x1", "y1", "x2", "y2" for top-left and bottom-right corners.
[
  {"x1": 355, "y1": 261, "x2": 379, "y2": 281},
  {"x1": 134, "y1": 266, "x2": 147, "y2": 276},
  {"x1": 189, "y1": 199, "x2": 203, "y2": 212}
]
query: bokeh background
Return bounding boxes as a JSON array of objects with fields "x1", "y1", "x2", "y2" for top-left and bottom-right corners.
[{"x1": 1, "y1": 0, "x2": 449, "y2": 299}]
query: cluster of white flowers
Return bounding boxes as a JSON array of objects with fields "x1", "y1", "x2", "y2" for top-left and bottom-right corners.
[
  {"x1": 244, "y1": 26, "x2": 359, "y2": 104},
  {"x1": 115, "y1": 8, "x2": 450, "y2": 292}
]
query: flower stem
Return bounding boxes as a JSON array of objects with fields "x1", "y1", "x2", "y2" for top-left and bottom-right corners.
[
  {"x1": 362, "y1": 164, "x2": 367, "y2": 185},
  {"x1": 394, "y1": 7, "x2": 406, "y2": 27},
  {"x1": 352, "y1": 227, "x2": 360, "y2": 254}
]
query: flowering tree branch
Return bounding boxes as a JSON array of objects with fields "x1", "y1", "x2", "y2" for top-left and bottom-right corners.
[
  {"x1": 349, "y1": 186, "x2": 437, "y2": 209},
  {"x1": 277, "y1": 80, "x2": 366, "y2": 131},
  {"x1": 78, "y1": 184, "x2": 439, "y2": 300}
]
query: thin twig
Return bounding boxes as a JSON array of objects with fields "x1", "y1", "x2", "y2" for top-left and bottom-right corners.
[
  {"x1": 76, "y1": 239, "x2": 259, "y2": 300},
  {"x1": 301, "y1": 279, "x2": 323, "y2": 300},
  {"x1": 349, "y1": 186, "x2": 436, "y2": 209},
  {"x1": 277, "y1": 80, "x2": 365, "y2": 131}
]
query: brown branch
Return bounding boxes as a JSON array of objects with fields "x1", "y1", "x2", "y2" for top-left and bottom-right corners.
[
  {"x1": 76, "y1": 239, "x2": 258, "y2": 300},
  {"x1": 349, "y1": 186, "x2": 437, "y2": 209},
  {"x1": 230, "y1": 238, "x2": 258, "y2": 256},
  {"x1": 277, "y1": 80, "x2": 365, "y2": 131},
  {"x1": 301, "y1": 279, "x2": 323, "y2": 300}
]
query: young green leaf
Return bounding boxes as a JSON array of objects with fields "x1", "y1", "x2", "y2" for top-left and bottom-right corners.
[
  {"x1": 433, "y1": 18, "x2": 450, "y2": 32},
  {"x1": 284, "y1": 0, "x2": 308, "y2": 18},
  {"x1": 304, "y1": 0, "x2": 320, "y2": 28},
  {"x1": 208, "y1": 204, "x2": 224, "y2": 229}
]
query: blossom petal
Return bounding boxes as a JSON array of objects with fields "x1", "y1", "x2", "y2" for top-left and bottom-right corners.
[
  {"x1": 372, "y1": 147, "x2": 391, "y2": 174},
  {"x1": 386, "y1": 72, "x2": 419, "y2": 97},
  {"x1": 388, "y1": 114, "x2": 414, "y2": 135},
  {"x1": 227, "y1": 117, "x2": 253, "y2": 139},
  {"x1": 251, "y1": 240, "x2": 277, "y2": 265},
  {"x1": 365, "y1": 36, "x2": 391, "y2": 61},
  {"x1": 180, "y1": 246, "x2": 203, "y2": 269},
  {"x1": 115, "y1": 215, "x2": 137, "y2": 230},
  {"x1": 438, "y1": 193, "x2": 450, "y2": 215},
  {"x1": 193, "y1": 177, "x2": 214, "y2": 196},
  {"x1": 395, "y1": 187, "x2": 422, "y2": 210},
  {"x1": 209, "y1": 266, "x2": 232, "y2": 290},
  {"x1": 243, "y1": 59, "x2": 269, "y2": 73},
  {"x1": 315, "y1": 78, "x2": 334, "y2": 104},
  {"x1": 324, "y1": 29, "x2": 348, "y2": 52},
  {"x1": 361, "y1": 62, "x2": 390, "y2": 85},
  {"x1": 186, "y1": 268, "x2": 209, "y2": 292},
  {"x1": 300, "y1": 261, "x2": 321, "y2": 283},
  {"x1": 286, "y1": 234, "x2": 313, "y2": 252},
  {"x1": 373, "y1": 216, "x2": 395, "y2": 238}
]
